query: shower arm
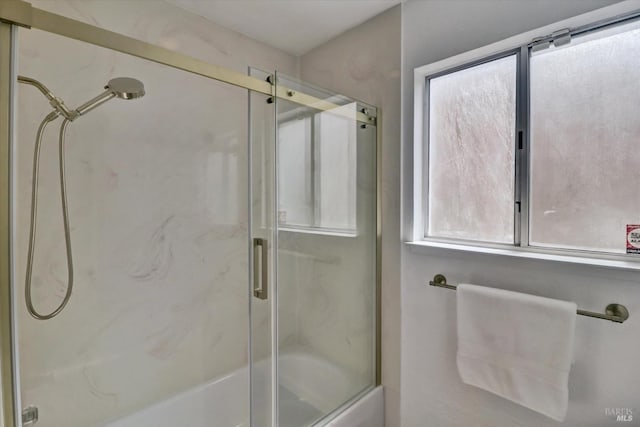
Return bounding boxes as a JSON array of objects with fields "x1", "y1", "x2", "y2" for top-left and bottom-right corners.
[
  {"x1": 74, "y1": 89, "x2": 116, "y2": 116},
  {"x1": 18, "y1": 75, "x2": 78, "y2": 120}
]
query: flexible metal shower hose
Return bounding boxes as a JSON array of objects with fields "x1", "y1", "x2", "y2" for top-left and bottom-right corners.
[{"x1": 25, "y1": 113, "x2": 75, "y2": 320}]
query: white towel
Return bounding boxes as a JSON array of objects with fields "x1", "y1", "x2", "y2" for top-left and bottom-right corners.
[{"x1": 456, "y1": 284, "x2": 577, "y2": 421}]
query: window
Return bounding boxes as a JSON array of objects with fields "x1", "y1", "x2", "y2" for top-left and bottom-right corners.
[
  {"x1": 415, "y1": 12, "x2": 640, "y2": 258},
  {"x1": 427, "y1": 55, "x2": 517, "y2": 244},
  {"x1": 529, "y1": 20, "x2": 640, "y2": 254},
  {"x1": 278, "y1": 103, "x2": 357, "y2": 234}
]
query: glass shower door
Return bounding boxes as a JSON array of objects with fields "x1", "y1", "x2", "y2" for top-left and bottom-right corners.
[
  {"x1": 248, "y1": 71, "x2": 378, "y2": 427},
  {"x1": 274, "y1": 73, "x2": 377, "y2": 427},
  {"x1": 249, "y1": 68, "x2": 277, "y2": 427},
  {"x1": 14, "y1": 26, "x2": 261, "y2": 427}
]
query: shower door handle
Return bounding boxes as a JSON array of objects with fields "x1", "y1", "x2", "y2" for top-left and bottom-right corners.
[{"x1": 253, "y1": 238, "x2": 268, "y2": 300}]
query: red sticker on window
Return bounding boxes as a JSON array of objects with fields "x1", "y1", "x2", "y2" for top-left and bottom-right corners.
[{"x1": 627, "y1": 225, "x2": 640, "y2": 254}]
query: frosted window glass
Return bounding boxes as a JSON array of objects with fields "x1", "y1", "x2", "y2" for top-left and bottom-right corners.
[
  {"x1": 427, "y1": 55, "x2": 517, "y2": 243},
  {"x1": 278, "y1": 118, "x2": 313, "y2": 226},
  {"x1": 530, "y1": 20, "x2": 640, "y2": 253}
]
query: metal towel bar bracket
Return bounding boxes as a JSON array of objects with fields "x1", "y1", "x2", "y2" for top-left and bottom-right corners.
[{"x1": 429, "y1": 274, "x2": 629, "y2": 324}]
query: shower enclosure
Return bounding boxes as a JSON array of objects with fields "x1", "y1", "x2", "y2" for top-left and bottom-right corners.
[{"x1": 0, "y1": 2, "x2": 379, "y2": 427}]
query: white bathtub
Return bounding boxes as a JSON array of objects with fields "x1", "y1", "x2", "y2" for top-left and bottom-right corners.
[{"x1": 103, "y1": 352, "x2": 383, "y2": 427}]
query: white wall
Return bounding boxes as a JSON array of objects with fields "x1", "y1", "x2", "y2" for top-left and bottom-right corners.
[
  {"x1": 401, "y1": 1, "x2": 640, "y2": 427},
  {"x1": 300, "y1": 6, "x2": 402, "y2": 427}
]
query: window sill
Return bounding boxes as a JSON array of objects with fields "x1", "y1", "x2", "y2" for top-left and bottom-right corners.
[{"x1": 405, "y1": 240, "x2": 640, "y2": 272}]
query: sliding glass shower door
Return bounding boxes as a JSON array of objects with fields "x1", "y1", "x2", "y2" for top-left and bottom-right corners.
[
  {"x1": 249, "y1": 68, "x2": 277, "y2": 427},
  {"x1": 274, "y1": 73, "x2": 378, "y2": 427},
  {"x1": 13, "y1": 26, "x2": 268, "y2": 427},
  {"x1": 248, "y1": 71, "x2": 379, "y2": 427}
]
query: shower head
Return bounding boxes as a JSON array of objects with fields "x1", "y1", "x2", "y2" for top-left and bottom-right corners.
[
  {"x1": 74, "y1": 77, "x2": 145, "y2": 117},
  {"x1": 106, "y1": 77, "x2": 146, "y2": 100}
]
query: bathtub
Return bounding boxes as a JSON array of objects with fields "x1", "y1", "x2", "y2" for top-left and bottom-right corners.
[{"x1": 103, "y1": 352, "x2": 383, "y2": 427}]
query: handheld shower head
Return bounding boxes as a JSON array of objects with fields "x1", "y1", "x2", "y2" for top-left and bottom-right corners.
[
  {"x1": 106, "y1": 77, "x2": 146, "y2": 100},
  {"x1": 74, "y1": 77, "x2": 145, "y2": 116},
  {"x1": 21, "y1": 75, "x2": 146, "y2": 320}
]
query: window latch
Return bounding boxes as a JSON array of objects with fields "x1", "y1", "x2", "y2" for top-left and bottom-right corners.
[
  {"x1": 518, "y1": 130, "x2": 523, "y2": 150},
  {"x1": 551, "y1": 29, "x2": 572, "y2": 47},
  {"x1": 530, "y1": 28, "x2": 571, "y2": 51}
]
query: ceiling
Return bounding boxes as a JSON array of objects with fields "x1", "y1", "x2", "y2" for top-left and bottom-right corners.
[{"x1": 165, "y1": 0, "x2": 402, "y2": 56}]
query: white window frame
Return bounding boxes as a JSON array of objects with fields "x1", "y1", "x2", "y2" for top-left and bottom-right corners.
[{"x1": 410, "y1": 1, "x2": 640, "y2": 270}]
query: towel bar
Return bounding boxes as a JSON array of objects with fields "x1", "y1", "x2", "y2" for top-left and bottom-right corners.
[{"x1": 429, "y1": 274, "x2": 629, "y2": 323}]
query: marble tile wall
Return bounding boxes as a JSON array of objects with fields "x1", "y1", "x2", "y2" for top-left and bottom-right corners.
[{"x1": 14, "y1": 1, "x2": 296, "y2": 426}]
